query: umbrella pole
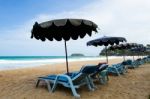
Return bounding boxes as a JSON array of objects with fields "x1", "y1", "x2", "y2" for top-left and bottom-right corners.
[
  {"x1": 133, "y1": 55, "x2": 135, "y2": 61},
  {"x1": 105, "y1": 46, "x2": 108, "y2": 63},
  {"x1": 64, "y1": 40, "x2": 69, "y2": 74},
  {"x1": 123, "y1": 50, "x2": 125, "y2": 61},
  {"x1": 123, "y1": 55, "x2": 125, "y2": 61}
]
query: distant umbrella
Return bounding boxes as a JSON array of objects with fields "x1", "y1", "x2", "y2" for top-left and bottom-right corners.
[
  {"x1": 130, "y1": 44, "x2": 145, "y2": 60},
  {"x1": 109, "y1": 43, "x2": 138, "y2": 61},
  {"x1": 87, "y1": 36, "x2": 127, "y2": 63},
  {"x1": 31, "y1": 19, "x2": 98, "y2": 73},
  {"x1": 110, "y1": 43, "x2": 138, "y2": 50}
]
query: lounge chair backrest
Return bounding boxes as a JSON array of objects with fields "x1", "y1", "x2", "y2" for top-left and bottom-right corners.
[
  {"x1": 71, "y1": 73, "x2": 87, "y2": 84},
  {"x1": 98, "y1": 64, "x2": 108, "y2": 71},
  {"x1": 122, "y1": 60, "x2": 132, "y2": 65},
  {"x1": 71, "y1": 65, "x2": 97, "y2": 84},
  {"x1": 136, "y1": 58, "x2": 141, "y2": 61},
  {"x1": 89, "y1": 64, "x2": 108, "y2": 77},
  {"x1": 112, "y1": 63, "x2": 124, "y2": 68},
  {"x1": 79, "y1": 65, "x2": 97, "y2": 74}
]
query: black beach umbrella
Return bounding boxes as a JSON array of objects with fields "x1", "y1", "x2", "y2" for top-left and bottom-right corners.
[
  {"x1": 121, "y1": 43, "x2": 138, "y2": 60},
  {"x1": 141, "y1": 46, "x2": 146, "y2": 58},
  {"x1": 109, "y1": 44, "x2": 127, "y2": 61},
  {"x1": 130, "y1": 48, "x2": 139, "y2": 60},
  {"x1": 130, "y1": 44, "x2": 145, "y2": 59},
  {"x1": 137, "y1": 44, "x2": 144, "y2": 58},
  {"x1": 109, "y1": 43, "x2": 138, "y2": 61},
  {"x1": 31, "y1": 19, "x2": 98, "y2": 73},
  {"x1": 87, "y1": 36, "x2": 127, "y2": 63}
]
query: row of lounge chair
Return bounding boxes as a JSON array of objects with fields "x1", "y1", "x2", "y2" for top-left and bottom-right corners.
[
  {"x1": 36, "y1": 63, "x2": 109, "y2": 98},
  {"x1": 35, "y1": 56, "x2": 150, "y2": 98},
  {"x1": 122, "y1": 56, "x2": 150, "y2": 69},
  {"x1": 107, "y1": 56, "x2": 150, "y2": 76}
]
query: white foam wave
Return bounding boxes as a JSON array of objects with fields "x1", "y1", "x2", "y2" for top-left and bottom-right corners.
[{"x1": 0, "y1": 56, "x2": 123, "y2": 71}]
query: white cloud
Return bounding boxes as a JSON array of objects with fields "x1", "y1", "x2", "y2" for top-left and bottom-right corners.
[{"x1": 1, "y1": 0, "x2": 150, "y2": 56}]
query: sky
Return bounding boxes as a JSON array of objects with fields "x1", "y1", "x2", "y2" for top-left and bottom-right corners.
[{"x1": 0, "y1": 0, "x2": 150, "y2": 56}]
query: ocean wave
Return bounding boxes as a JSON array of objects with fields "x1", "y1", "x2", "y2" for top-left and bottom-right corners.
[{"x1": 0, "y1": 56, "x2": 122, "y2": 70}]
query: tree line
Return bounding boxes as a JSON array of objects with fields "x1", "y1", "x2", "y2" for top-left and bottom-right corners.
[{"x1": 100, "y1": 44, "x2": 150, "y2": 56}]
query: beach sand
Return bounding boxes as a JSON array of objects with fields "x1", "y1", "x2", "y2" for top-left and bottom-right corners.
[{"x1": 0, "y1": 58, "x2": 149, "y2": 99}]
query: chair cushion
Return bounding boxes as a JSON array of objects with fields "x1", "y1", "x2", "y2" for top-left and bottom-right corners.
[
  {"x1": 81, "y1": 65, "x2": 97, "y2": 74},
  {"x1": 98, "y1": 64, "x2": 108, "y2": 71},
  {"x1": 39, "y1": 72, "x2": 81, "y2": 83},
  {"x1": 39, "y1": 75, "x2": 68, "y2": 82}
]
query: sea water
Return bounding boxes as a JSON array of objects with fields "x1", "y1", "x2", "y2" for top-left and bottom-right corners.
[{"x1": 0, "y1": 56, "x2": 120, "y2": 70}]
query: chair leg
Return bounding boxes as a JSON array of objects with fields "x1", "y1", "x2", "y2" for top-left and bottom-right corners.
[
  {"x1": 45, "y1": 80, "x2": 52, "y2": 92},
  {"x1": 67, "y1": 77, "x2": 80, "y2": 98},
  {"x1": 115, "y1": 68, "x2": 120, "y2": 76},
  {"x1": 36, "y1": 79, "x2": 40, "y2": 88},
  {"x1": 103, "y1": 77, "x2": 107, "y2": 84},
  {"x1": 99, "y1": 77, "x2": 104, "y2": 84},
  {"x1": 125, "y1": 66, "x2": 128, "y2": 73},
  {"x1": 122, "y1": 67, "x2": 126, "y2": 75},
  {"x1": 87, "y1": 76, "x2": 95, "y2": 90},
  {"x1": 51, "y1": 76, "x2": 59, "y2": 93},
  {"x1": 97, "y1": 74, "x2": 102, "y2": 84},
  {"x1": 107, "y1": 74, "x2": 109, "y2": 81},
  {"x1": 99, "y1": 71, "x2": 109, "y2": 84},
  {"x1": 52, "y1": 75, "x2": 80, "y2": 98}
]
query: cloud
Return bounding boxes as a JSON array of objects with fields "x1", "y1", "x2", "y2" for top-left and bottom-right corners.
[{"x1": 1, "y1": 0, "x2": 150, "y2": 56}]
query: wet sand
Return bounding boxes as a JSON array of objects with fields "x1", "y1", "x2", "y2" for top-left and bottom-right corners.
[{"x1": 0, "y1": 58, "x2": 149, "y2": 99}]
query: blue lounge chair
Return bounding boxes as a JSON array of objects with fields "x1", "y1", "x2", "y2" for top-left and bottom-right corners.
[
  {"x1": 122, "y1": 59, "x2": 139, "y2": 69},
  {"x1": 143, "y1": 57, "x2": 148, "y2": 63},
  {"x1": 143, "y1": 56, "x2": 150, "y2": 63},
  {"x1": 90, "y1": 63, "x2": 109, "y2": 85},
  {"x1": 107, "y1": 63, "x2": 126, "y2": 76},
  {"x1": 36, "y1": 65, "x2": 98, "y2": 98},
  {"x1": 136, "y1": 58, "x2": 145, "y2": 65}
]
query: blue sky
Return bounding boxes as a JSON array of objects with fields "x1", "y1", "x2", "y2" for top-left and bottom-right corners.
[
  {"x1": 0, "y1": 0, "x2": 93, "y2": 28},
  {"x1": 0, "y1": 0, "x2": 150, "y2": 56}
]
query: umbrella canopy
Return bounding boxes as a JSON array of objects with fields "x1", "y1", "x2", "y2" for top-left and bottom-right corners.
[
  {"x1": 31, "y1": 18, "x2": 98, "y2": 73},
  {"x1": 128, "y1": 44, "x2": 145, "y2": 60},
  {"x1": 130, "y1": 44, "x2": 145, "y2": 52},
  {"x1": 87, "y1": 36, "x2": 127, "y2": 63},
  {"x1": 109, "y1": 43, "x2": 139, "y2": 61},
  {"x1": 109, "y1": 43, "x2": 138, "y2": 50},
  {"x1": 87, "y1": 36, "x2": 126, "y2": 46},
  {"x1": 31, "y1": 19, "x2": 98, "y2": 41}
]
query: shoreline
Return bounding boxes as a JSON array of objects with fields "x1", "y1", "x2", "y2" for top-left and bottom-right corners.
[{"x1": 0, "y1": 56, "x2": 126, "y2": 71}]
